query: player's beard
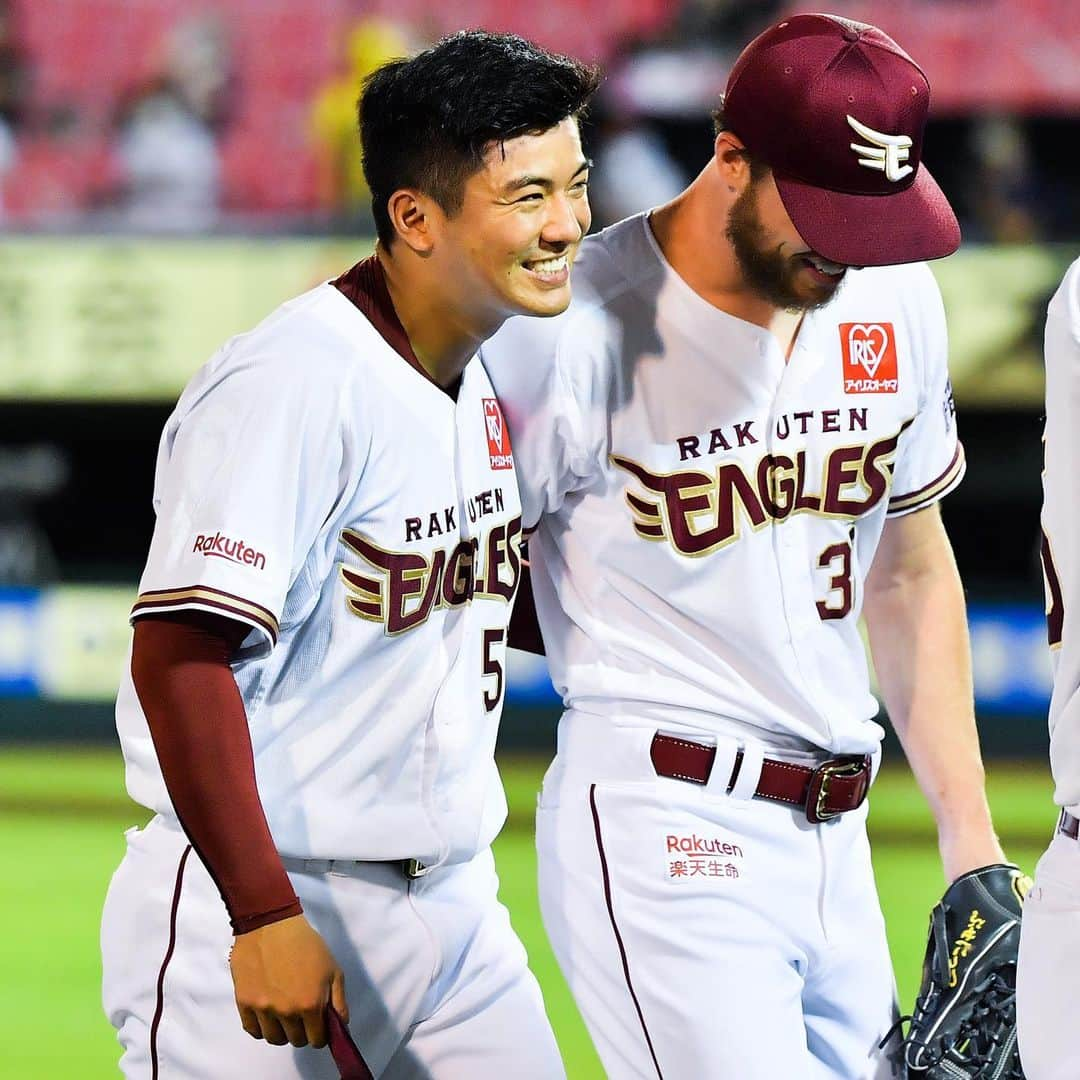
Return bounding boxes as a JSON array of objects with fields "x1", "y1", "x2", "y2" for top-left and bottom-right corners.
[{"x1": 726, "y1": 181, "x2": 845, "y2": 312}]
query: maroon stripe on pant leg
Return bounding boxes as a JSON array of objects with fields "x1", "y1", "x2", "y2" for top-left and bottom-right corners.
[
  {"x1": 589, "y1": 785, "x2": 664, "y2": 1080},
  {"x1": 150, "y1": 844, "x2": 192, "y2": 1080},
  {"x1": 328, "y1": 1004, "x2": 376, "y2": 1080}
]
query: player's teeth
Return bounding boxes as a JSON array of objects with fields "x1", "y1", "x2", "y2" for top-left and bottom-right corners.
[
  {"x1": 807, "y1": 254, "x2": 844, "y2": 274},
  {"x1": 530, "y1": 256, "x2": 567, "y2": 274}
]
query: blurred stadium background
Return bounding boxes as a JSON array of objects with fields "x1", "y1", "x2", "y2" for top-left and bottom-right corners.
[{"x1": 0, "y1": 0, "x2": 1077, "y2": 1075}]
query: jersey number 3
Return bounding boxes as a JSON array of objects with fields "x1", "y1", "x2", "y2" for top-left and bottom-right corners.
[{"x1": 816, "y1": 540, "x2": 854, "y2": 621}]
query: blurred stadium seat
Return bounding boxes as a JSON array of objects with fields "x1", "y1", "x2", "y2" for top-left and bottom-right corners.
[
  {"x1": 2, "y1": 0, "x2": 676, "y2": 221},
  {"x1": 830, "y1": 0, "x2": 1080, "y2": 112},
  {"x1": 4, "y1": 0, "x2": 1078, "y2": 222},
  {"x1": 1, "y1": 134, "x2": 115, "y2": 219}
]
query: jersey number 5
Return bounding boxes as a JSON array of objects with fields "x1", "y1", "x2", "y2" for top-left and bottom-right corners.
[
  {"x1": 816, "y1": 540, "x2": 854, "y2": 621},
  {"x1": 482, "y1": 628, "x2": 505, "y2": 712}
]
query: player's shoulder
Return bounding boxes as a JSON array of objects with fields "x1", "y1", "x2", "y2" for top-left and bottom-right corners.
[
  {"x1": 572, "y1": 213, "x2": 665, "y2": 307},
  {"x1": 485, "y1": 214, "x2": 658, "y2": 371},
  {"x1": 819, "y1": 262, "x2": 947, "y2": 391},
  {"x1": 823, "y1": 261, "x2": 946, "y2": 360},
  {"x1": 179, "y1": 282, "x2": 375, "y2": 411},
  {"x1": 1048, "y1": 255, "x2": 1080, "y2": 329},
  {"x1": 225, "y1": 282, "x2": 374, "y2": 378},
  {"x1": 829, "y1": 260, "x2": 941, "y2": 317}
]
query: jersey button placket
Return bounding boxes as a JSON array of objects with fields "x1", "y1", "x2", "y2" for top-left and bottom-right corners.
[
  {"x1": 770, "y1": 341, "x2": 831, "y2": 735},
  {"x1": 765, "y1": 357, "x2": 802, "y2": 645},
  {"x1": 783, "y1": 334, "x2": 839, "y2": 742}
]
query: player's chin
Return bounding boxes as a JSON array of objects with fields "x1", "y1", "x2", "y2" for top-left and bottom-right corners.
[
  {"x1": 791, "y1": 268, "x2": 845, "y2": 308},
  {"x1": 513, "y1": 274, "x2": 573, "y2": 317}
]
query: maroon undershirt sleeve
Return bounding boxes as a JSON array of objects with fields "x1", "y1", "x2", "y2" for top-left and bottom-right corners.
[
  {"x1": 507, "y1": 547, "x2": 546, "y2": 657},
  {"x1": 130, "y1": 611, "x2": 303, "y2": 934}
]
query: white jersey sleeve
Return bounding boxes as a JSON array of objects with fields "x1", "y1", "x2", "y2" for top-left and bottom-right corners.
[
  {"x1": 884, "y1": 263, "x2": 965, "y2": 517},
  {"x1": 481, "y1": 306, "x2": 607, "y2": 530},
  {"x1": 1041, "y1": 256, "x2": 1080, "y2": 810},
  {"x1": 131, "y1": 333, "x2": 360, "y2": 655}
]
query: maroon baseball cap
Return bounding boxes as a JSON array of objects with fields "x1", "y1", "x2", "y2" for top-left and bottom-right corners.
[{"x1": 723, "y1": 13, "x2": 960, "y2": 267}]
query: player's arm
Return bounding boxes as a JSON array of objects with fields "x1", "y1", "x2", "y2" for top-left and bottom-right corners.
[
  {"x1": 131, "y1": 610, "x2": 347, "y2": 1049},
  {"x1": 862, "y1": 503, "x2": 1006, "y2": 882}
]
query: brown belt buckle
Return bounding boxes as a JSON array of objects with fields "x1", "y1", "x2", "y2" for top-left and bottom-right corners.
[{"x1": 806, "y1": 758, "x2": 867, "y2": 824}]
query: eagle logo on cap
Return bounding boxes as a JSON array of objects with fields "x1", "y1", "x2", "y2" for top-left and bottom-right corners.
[{"x1": 847, "y1": 114, "x2": 913, "y2": 182}]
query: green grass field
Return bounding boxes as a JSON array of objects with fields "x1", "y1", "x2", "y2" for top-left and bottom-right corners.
[{"x1": 0, "y1": 747, "x2": 1056, "y2": 1078}]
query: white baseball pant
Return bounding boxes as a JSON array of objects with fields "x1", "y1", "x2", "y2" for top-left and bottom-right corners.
[
  {"x1": 1017, "y1": 826, "x2": 1080, "y2": 1080},
  {"x1": 101, "y1": 815, "x2": 564, "y2": 1079},
  {"x1": 535, "y1": 715, "x2": 898, "y2": 1080}
]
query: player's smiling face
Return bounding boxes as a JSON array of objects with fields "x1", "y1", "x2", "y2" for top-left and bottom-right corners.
[
  {"x1": 438, "y1": 116, "x2": 591, "y2": 323},
  {"x1": 727, "y1": 171, "x2": 848, "y2": 312}
]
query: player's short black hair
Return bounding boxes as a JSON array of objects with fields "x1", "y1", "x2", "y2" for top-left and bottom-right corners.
[
  {"x1": 712, "y1": 99, "x2": 770, "y2": 181},
  {"x1": 359, "y1": 31, "x2": 601, "y2": 247}
]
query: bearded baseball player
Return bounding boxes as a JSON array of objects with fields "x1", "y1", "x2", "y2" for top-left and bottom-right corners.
[
  {"x1": 100, "y1": 32, "x2": 598, "y2": 1079},
  {"x1": 482, "y1": 14, "x2": 1014, "y2": 1079},
  {"x1": 1016, "y1": 256, "x2": 1080, "y2": 1079}
]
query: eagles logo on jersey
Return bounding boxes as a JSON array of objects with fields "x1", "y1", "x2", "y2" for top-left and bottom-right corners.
[{"x1": 340, "y1": 518, "x2": 523, "y2": 635}]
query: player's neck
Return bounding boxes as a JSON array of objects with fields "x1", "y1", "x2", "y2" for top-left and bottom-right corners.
[
  {"x1": 378, "y1": 248, "x2": 486, "y2": 388},
  {"x1": 650, "y1": 170, "x2": 801, "y2": 355}
]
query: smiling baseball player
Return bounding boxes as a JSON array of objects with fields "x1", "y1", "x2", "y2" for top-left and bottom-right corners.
[
  {"x1": 1016, "y1": 255, "x2": 1080, "y2": 1079},
  {"x1": 101, "y1": 32, "x2": 598, "y2": 1079},
  {"x1": 482, "y1": 14, "x2": 1009, "y2": 1079}
]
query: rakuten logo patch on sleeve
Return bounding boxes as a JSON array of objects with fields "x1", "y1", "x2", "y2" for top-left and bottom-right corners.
[{"x1": 192, "y1": 532, "x2": 267, "y2": 570}]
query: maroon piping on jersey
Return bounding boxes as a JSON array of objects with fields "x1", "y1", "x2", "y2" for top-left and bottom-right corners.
[
  {"x1": 132, "y1": 585, "x2": 280, "y2": 645},
  {"x1": 886, "y1": 443, "x2": 964, "y2": 510},
  {"x1": 589, "y1": 785, "x2": 665, "y2": 1079},
  {"x1": 150, "y1": 844, "x2": 192, "y2": 1079},
  {"x1": 333, "y1": 256, "x2": 459, "y2": 400}
]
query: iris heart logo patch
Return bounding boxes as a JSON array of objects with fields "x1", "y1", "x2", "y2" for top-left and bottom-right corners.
[
  {"x1": 840, "y1": 322, "x2": 898, "y2": 393},
  {"x1": 482, "y1": 398, "x2": 513, "y2": 470}
]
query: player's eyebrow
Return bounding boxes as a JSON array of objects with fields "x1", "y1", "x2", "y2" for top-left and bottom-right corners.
[{"x1": 500, "y1": 159, "x2": 592, "y2": 195}]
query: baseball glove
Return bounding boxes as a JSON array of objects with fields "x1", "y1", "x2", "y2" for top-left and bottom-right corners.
[{"x1": 887, "y1": 863, "x2": 1031, "y2": 1079}]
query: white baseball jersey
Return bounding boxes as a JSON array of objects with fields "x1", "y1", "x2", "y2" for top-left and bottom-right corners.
[
  {"x1": 116, "y1": 280, "x2": 523, "y2": 864},
  {"x1": 1017, "y1": 256, "x2": 1080, "y2": 1080},
  {"x1": 1039, "y1": 256, "x2": 1080, "y2": 813},
  {"x1": 482, "y1": 212, "x2": 962, "y2": 753}
]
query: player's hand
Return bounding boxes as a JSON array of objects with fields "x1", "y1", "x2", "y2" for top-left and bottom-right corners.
[
  {"x1": 229, "y1": 914, "x2": 348, "y2": 1049},
  {"x1": 889, "y1": 864, "x2": 1028, "y2": 1078}
]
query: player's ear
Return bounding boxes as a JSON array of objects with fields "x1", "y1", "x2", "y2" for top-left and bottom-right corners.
[
  {"x1": 386, "y1": 189, "x2": 436, "y2": 255},
  {"x1": 714, "y1": 132, "x2": 751, "y2": 191}
]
